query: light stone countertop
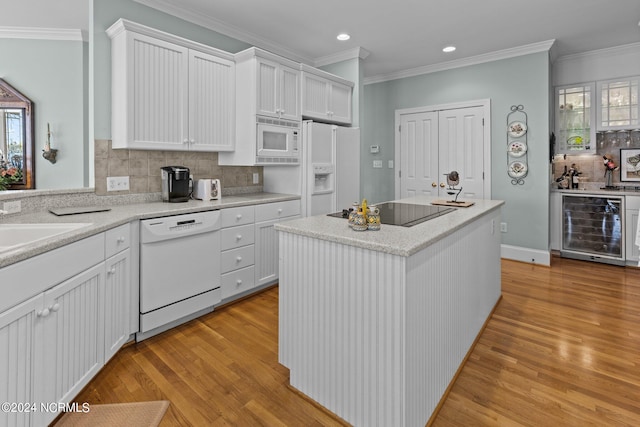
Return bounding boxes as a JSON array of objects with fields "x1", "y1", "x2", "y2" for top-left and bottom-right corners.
[
  {"x1": 0, "y1": 192, "x2": 299, "y2": 268},
  {"x1": 275, "y1": 195, "x2": 504, "y2": 257}
]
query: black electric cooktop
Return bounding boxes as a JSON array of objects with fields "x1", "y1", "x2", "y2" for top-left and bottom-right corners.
[{"x1": 327, "y1": 202, "x2": 455, "y2": 227}]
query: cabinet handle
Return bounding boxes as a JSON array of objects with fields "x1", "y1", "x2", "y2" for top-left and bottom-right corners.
[
  {"x1": 190, "y1": 139, "x2": 195, "y2": 144},
  {"x1": 37, "y1": 308, "x2": 50, "y2": 318},
  {"x1": 236, "y1": 234, "x2": 243, "y2": 241},
  {"x1": 49, "y1": 303, "x2": 60, "y2": 313},
  {"x1": 278, "y1": 208, "x2": 283, "y2": 214},
  {"x1": 183, "y1": 139, "x2": 189, "y2": 144},
  {"x1": 236, "y1": 214, "x2": 242, "y2": 220},
  {"x1": 107, "y1": 267, "x2": 116, "y2": 275},
  {"x1": 236, "y1": 279, "x2": 243, "y2": 286},
  {"x1": 236, "y1": 256, "x2": 242, "y2": 262},
  {"x1": 117, "y1": 236, "x2": 125, "y2": 244}
]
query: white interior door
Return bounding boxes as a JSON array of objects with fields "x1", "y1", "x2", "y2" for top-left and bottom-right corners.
[
  {"x1": 399, "y1": 111, "x2": 439, "y2": 198},
  {"x1": 398, "y1": 103, "x2": 486, "y2": 200},
  {"x1": 438, "y1": 106, "x2": 485, "y2": 199}
]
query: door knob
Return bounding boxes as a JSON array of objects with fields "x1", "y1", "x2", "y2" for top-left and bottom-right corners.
[
  {"x1": 440, "y1": 182, "x2": 445, "y2": 188},
  {"x1": 431, "y1": 182, "x2": 437, "y2": 187}
]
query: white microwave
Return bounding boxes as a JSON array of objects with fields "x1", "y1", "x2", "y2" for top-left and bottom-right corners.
[{"x1": 256, "y1": 116, "x2": 300, "y2": 165}]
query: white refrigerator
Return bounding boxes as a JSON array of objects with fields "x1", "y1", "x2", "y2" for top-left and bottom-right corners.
[
  {"x1": 263, "y1": 121, "x2": 360, "y2": 217},
  {"x1": 302, "y1": 121, "x2": 360, "y2": 217}
]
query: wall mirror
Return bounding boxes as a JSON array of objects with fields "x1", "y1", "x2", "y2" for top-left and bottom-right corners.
[{"x1": 0, "y1": 78, "x2": 34, "y2": 189}]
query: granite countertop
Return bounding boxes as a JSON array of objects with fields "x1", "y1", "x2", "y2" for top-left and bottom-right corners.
[
  {"x1": 275, "y1": 196, "x2": 504, "y2": 257},
  {"x1": 550, "y1": 184, "x2": 640, "y2": 196},
  {"x1": 0, "y1": 192, "x2": 299, "y2": 268}
]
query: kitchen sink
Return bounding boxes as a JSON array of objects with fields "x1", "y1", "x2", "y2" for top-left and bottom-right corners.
[{"x1": 0, "y1": 223, "x2": 92, "y2": 253}]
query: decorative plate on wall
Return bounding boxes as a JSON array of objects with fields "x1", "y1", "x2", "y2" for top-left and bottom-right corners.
[
  {"x1": 508, "y1": 161, "x2": 527, "y2": 178},
  {"x1": 507, "y1": 141, "x2": 527, "y2": 157},
  {"x1": 508, "y1": 121, "x2": 527, "y2": 137}
]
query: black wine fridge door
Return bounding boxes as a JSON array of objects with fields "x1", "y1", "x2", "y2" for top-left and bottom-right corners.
[{"x1": 561, "y1": 194, "x2": 624, "y2": 263}]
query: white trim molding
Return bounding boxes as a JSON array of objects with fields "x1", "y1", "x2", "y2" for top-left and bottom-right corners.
[
  {"x1": 0, "y1": 27, "x2": 85, "y2": 42},
  {"x1": 365, "y1": 39, "x2": 555, "y2": 85},
  {"x1": 313, "y1": 47, "x2": 370, "y2": 68},
  {"x1": 501, "y1": 244, "x2": 551, "y2": 266}
]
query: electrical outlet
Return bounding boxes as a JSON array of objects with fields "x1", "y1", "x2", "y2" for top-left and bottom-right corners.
[
  {"x1": 3, "y1": 200, "x2": 21, "y2": 214},
  {"x1": 373, "y1": 160, "x2": 383, "y2": 168},
  {"x1": 500, "y1": 222, "x2": 508, "y2": 233},
  {"x1": 106, "y1": 176, "x2": 130, "y2": 191},
  {"x1": 388, "y1": 160, "x2": 394, "y2": 169},
  {"x1": 253, "y1": 173, "x2": 259, "y2": 184}
]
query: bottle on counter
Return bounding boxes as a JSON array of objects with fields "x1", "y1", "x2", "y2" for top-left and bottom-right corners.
[{"x1": 569, "y1": 163, "x2": 580, "y2": 189}]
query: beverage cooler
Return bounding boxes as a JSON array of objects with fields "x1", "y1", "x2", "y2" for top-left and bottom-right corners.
[{"x1": 561, "y1": 194, "x2": 625, "y2": 265}]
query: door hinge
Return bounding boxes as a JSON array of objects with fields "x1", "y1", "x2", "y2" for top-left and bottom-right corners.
[
  {"x1": 399, "y1": 170, "x2": 402, "y2": 178},
  {"x1": 482, "y1": 118, "x2": 485, "y2": 126},
  {"x1": 398, "y1": 125, "x2": 401, "y2": 132}
]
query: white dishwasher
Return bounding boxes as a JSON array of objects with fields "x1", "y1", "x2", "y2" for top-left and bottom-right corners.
[{"x1": 138, "y1": 210, "x2": 221, "y2": 340}]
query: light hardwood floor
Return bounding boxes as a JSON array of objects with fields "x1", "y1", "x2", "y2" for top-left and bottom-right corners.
[{"x1": 64, "y1": 257, "x2": 640, "y2": 426}]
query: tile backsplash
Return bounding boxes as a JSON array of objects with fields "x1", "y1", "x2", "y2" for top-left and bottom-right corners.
[
  {"x1": 94, "y1": 140, "x2": 263, "y2": 195},
  {"x1": 552, "y1": 130, "x2": 640, "y2": 186}
]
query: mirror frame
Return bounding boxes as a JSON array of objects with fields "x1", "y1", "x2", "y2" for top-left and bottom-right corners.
[{"x1": 0, "y1": 78, "x2": 35, "y2": 190}]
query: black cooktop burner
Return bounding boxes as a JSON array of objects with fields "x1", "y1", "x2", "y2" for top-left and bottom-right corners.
[{"x1": 327, "y1": 202, "x2": 455, "y2": 227}]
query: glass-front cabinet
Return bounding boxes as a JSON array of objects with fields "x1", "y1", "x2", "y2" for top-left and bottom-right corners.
[
  {"x1": 597, "y1": 77, "x2": 639, "y2": 130},
  {"x1": 555, "y1": 83, "x2": 596, "y2": 154}
]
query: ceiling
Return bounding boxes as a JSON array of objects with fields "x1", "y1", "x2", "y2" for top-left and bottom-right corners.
[{"x1": 4, "y1": 0, "x2": 640, "y2": 81}]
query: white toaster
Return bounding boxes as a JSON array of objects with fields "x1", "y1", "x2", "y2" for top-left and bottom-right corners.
[{"x1": 193, "y1": 179, "x2": 221, "y2": 201}]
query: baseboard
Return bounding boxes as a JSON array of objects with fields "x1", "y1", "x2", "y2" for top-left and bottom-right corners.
[{"x1": 501, "y1": 244, "x2": 551, "y2": 266}]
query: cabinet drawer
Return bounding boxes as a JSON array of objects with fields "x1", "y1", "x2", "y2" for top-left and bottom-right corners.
[
  {"x1": 221, "y1": 206, "x2": 255, "y2": 228},
  {"x1": 221, "y1": 224, "x2": 255, "y2": 251},
  {"x1": 105, "y1": 223, "x2": 131, "y2": 258},
  {"x1": 626, "y1": 195, "x2": 640, "y2": 210},
  {"x1": 221, "y1": 266, "x2": 255, "y2": 300},
  {"x1": 221, "y1": 245, "x2": 255, "y2": 274},
  {"x1": 255, "y1": 200, "x2": 301, "y2": 222}
]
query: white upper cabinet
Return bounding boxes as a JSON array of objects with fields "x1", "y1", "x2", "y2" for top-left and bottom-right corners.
[
  {"x1": 107, "y1": 19, "x2": 235, "y2": 152},
  {"x1": 554, "y1": 83, "x2": 596, "y2": 154},
  {"x1": 597, "y1": 77, "x2": 639, "y2": 130},
  {"x1": 255, "y1": 55, "x2": 300, "y2": 120},
  {"x1": 300, "y1": 64, "x2": 354, "y2": 125}
]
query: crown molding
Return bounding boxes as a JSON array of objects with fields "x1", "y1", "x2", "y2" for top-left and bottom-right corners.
[
  {"x1": 364, "y1": 39, "x2": 555, "y2": 85},
  {"x1": 314, "y1": 47, "x2": 371, "y2": 68},
  {"x1": 0, "y1": 26, "x2": 85, "y2": 42},
  {"x1": 554, "y1": 41, "x2": 640, "y2": 64},
  {"x1": 133, "y1": 0, "x2": 313, "y2": 64}
]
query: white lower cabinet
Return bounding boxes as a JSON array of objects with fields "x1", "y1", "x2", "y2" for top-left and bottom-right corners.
[
  {"x1": 0, "y1": 294, "x2": 41, "y2": 427},
  {"x1": 220, "y1": 207, "x2": 256, "y2": 301},
  {"x1": 255, "y1": 200, "x2": 301, "y2": 287},
  {"x1": 626, "y1": 195, "x2": 640, "y2": 264},
  {"x1": 37, "y1": 264, "x2": 105, "y2": 426},
  {"x1": 0, "y1": 223, "x2": 133, "y2": 426}
]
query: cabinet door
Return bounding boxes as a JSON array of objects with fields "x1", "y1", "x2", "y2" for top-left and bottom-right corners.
[
  {"x1": 597, "y1": 77, "x2": 640, "y2": 130},
  {"x1": 279, "y1": 64, "x2": 300, "y2": 120},
  {"x1": 626, "y1": 209, "x2": 639, "y2": 263},
  {"x1": 255, "y1": 218, "x2": 280, "y2": 287},
  {"x1": 128, "y1": 33, "x2": 189, "y2": 150},
  {"x1": 302, "y1": 73, "x2": 330, "y2": 121},
  {"x1": 104, "y1": 250, "x2": 131, "y2": 362},
  {"x1": 555, "y1": 83, "x2": 595, "y2": 154},
  {"x1": 0, "y1": 294, "x2": 42, "y2": 427},
  {"x1": 189, "y1": 50, "x2": 235, "y2": 151},
  {"x1": 328, "y1": 81, "x2": 352, "y2": 124},
  {"x1": 256, "y1": 58, "x2": 279, "y2": 118},
  {"x1": 38, "y1": 263, "x2": 104, "y2": 425}
]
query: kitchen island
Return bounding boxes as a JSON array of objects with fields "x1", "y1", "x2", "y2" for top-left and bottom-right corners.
[{"x1": 275, "y1": 196, "x2": 504, "y2": 427}]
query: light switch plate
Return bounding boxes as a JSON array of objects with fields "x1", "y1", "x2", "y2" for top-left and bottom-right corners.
[{"x1": 373, "y1": 160, "x2": 383, "y2": 168}]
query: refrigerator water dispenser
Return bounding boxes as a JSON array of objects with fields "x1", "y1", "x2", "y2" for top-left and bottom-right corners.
[{"x1": 312, "y1": 164, "x2": 334, "y2": 194}]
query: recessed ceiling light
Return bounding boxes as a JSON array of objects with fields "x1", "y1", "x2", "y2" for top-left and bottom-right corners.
[
  {"x1": 442, "y1": 46, "x2": 456, "y2": 53},
  {"x1": 337, "y1": 33, "x2": 350, "y2": 41}
]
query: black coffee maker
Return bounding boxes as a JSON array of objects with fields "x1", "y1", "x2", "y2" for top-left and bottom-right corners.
[{"x1": 161, "y1": 166, "x2": 192, "y2": 202}]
